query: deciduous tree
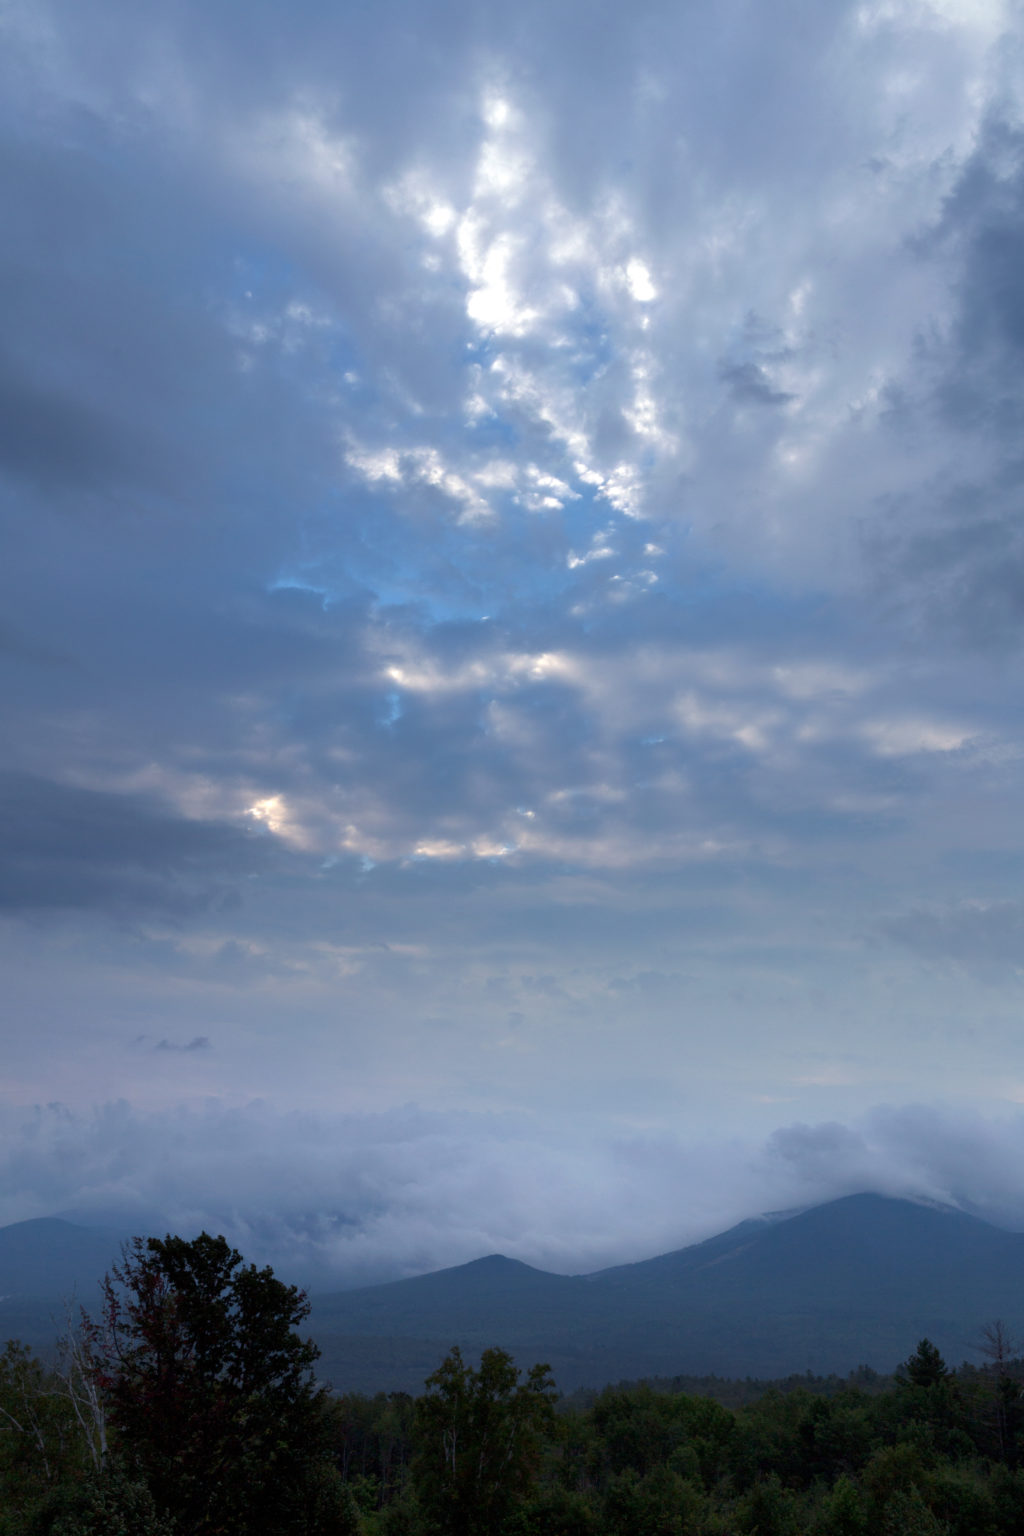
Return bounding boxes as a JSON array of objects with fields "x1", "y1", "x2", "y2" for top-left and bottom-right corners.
[
  {"x1": 414, "y1": 1345, "x2": 556, "y2": 1536},
  {"x1": 84, "y1": 1232, "x2": 331, "y2": 1536}
]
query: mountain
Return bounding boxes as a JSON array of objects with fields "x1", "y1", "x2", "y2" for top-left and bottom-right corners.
[
  {"x1": 3, "y1": 1196, "x2": 1024, "y2": 1392},
  {"x1": 0, "y1": 1218, "x2": 128, "y2": 1354},
  {"x1": 308, "y1": 1195, "x2": 1024, "y2": 1392},
  {"x1": 0, "y1": 1217, "x2": 127, "y2": 1302}
]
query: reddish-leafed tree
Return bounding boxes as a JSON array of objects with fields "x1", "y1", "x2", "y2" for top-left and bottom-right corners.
[{"x1": 84, "y1": 1232, "x2": 330, "y2": 1536}]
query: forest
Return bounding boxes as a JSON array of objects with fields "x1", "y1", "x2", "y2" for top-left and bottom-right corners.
[{"x1": 2, "y1": 1233, "x2": 1024, "y2": 1536}]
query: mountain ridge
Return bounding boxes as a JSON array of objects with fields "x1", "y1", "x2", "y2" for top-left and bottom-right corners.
[
  {"x1": 308, "y1": 1193, "x2": 1024, "y2": 1390},
  {"x1": 3, "y1": 1194, "x2": 1023, "y2": 1393}
]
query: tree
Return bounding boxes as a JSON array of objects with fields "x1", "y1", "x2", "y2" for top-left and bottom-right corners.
[
  {"x1": 55, "y1": 1306, "x2": 107, "y2": 1473},
  {"x1": 414, "y1": 1346, "x2": 557, "y2": 1536},
  {"x1": 83, "y1": 1231, "x2": 332, "y2": 1536},
  {"x1": 900, "y1": 1339, "x2": 949, "y2": 1389},
  {"x1": 0, "y1": 1340, "x2": 89, "y2": 1531},
  {"x1": 818, "y1": 1474, "x2": 868, "y2": 1536},
  {"x1": 976, "y1": 1320, "x2": 1023, "y2": 1463},
  {"x1": 43, "y1": 1460, "x2": 176, "y2": 1536}
]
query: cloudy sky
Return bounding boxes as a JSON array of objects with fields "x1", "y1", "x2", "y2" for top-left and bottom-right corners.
[{"x1": 3, "y1": 0, "x2": 1024, "y2": 1284}]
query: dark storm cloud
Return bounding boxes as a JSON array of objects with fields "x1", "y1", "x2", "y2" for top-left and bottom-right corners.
[
  {"x1": 867, "y1": 112, "x2": 1024, "y2": 644},
  {"x1": 0, "y1": 138, "x2": 205, "y2": 509},
  {"x1": 0, "y1": 773, "x2": 267, "y2": 917},
  {"x1": 938, "y1": 116, "x2": 1024, "y2": 389},
  {"x1": 0, "y1": 362, "x2": 141, "y2": 493}
]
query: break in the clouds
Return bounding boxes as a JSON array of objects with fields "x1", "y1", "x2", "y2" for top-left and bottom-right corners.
[{"x1": 3, "y1": 0, "x2": 1024, "y2": 1262}]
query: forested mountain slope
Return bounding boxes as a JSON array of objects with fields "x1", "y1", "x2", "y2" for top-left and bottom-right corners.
[
  {"x1": 309, "y1": 1195, "x2": 1024, "y2": 1391},
  {"x1": 4, "y1": 1195, "x2": 1024, "y2": 1392}
]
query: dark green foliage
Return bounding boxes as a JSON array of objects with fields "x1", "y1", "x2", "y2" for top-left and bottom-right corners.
[
  {"x1": 0, "y1": 1342, "x2": 90, "y2": 1536},
  {"x1": 591, "y1": 1387, "x2": 689, "y2": 1478},
  {"x1": 413, "y1": 1345, "x2": 556, "y2": 1536},
  {"x1": 875, "y1": 1485, "x2": 948, "y2": 1535},
  {"x1": 588, "y1": 1384, "x2": 735, "y2": 1491},
  {"x1": 513, "y1": 1485, "x2": 600, "y2": 1536},
  {"x1": 735, "y1": 1386, "x2": 877, "y2": 1491},
  {"x1": 375, "y1": 1490, "x2": 424, "y2": 1536},
  {"x1": 287, "y1": 1462, "x2": 363, "y2": 1536},
  {"x1": 39, "y1": 1461, "x2": 175, "y2": 1536},
  {"x1": 987, "y1": 1465, "x2": 1024, "y2": 1533},
  {"x1": 814, "y1": 1474, "x2": 868, "y2": 1536},
  {"x1": 13, "y1": 1230, "x2": 1024, "y2": 1536},
  {"x1": 331, "y1": 1389, "x2": 415, "y2": 1503},
  {"x1": 84, "y1": 1232, "x2": 330, "y2": 1536},
  {"x1": 925, "y1": 1464, "x2": 998, "y2": 1536},
  {"x1": 901, "y1": 1339, "x2": 950, "y2": 1389},
  {"x1": 601, "y1": 1466, "x2": 703, "y2": 1536},
  {"x1": 735, "y1": 1471, "x2": 802, "y2": 1535}
]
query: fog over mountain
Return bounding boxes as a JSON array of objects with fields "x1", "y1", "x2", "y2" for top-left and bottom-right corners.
[
  {"x1": 3, "y1": 0, "x2": 1024, "y2": 1262},
  {"x1": 5, "y1": 1101, "x2": 1024, "y2": 1288},
  {"x1": 6, "y1": 1195, "x2": 1024, "y2": 1391}
]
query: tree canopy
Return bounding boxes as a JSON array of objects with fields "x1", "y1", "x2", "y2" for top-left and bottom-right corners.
[
  {"x1": 7, "y1": 1234, "x2": 1024, "y2": 1536},
  {"x1": 84, "y1": 1231, "x2": 328, "y2": 1536},
  {"x1": 414, "y1": 1345, "x2": 557, "y2": 1536}
]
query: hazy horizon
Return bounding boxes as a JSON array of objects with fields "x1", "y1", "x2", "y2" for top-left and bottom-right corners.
[{"x1": 6, "y1": 1184, "x2": 1020, "y2": 1295}]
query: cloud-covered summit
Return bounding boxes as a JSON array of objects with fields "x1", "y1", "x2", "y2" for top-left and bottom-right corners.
[{"x1": 5, "y1": 1097, "x2": 1024, "y2": 1288}]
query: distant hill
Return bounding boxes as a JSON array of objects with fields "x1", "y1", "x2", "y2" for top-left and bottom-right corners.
[
  {"x1": 0, "y1": 1218, "x2": 127, "y2": 1352},
  {"x1": 4, "y1": 1196, "x2": 1024, "y2": 1392},
  {"x1": 0, "y1": 1217, "x2": 126, "y2": 1301},
  {"x1": 308, "y1": 1194, "x2": 1024, "y2": 1392}
]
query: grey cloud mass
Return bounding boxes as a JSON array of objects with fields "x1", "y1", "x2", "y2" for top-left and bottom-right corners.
[
  {"x1": 4, "y1": 1099, "x2": 1024, "y2": 1288},
  {"x1": 0, "y1": 773, "x2": 272, "y2": 915},
  {"x1": 2, "y1": 0, "x2": 1024, "y2": 1270}
]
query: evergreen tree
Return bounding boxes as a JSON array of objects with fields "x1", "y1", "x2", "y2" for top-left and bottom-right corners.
[{"x1": 901, "y1": 1340, "x2": 950, "y2": 1389}]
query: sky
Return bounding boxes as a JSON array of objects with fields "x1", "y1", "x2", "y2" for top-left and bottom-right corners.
[{"x1": 3, "y1": 0, "x2": 1024, "y2": 1286}]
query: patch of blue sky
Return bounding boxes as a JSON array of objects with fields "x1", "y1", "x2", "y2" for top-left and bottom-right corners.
[
  {"x1": 353, "y1": 553, "x2": 496, "y2": 624},
  {"x1": 229, "y1": 247, "x2": 367, "y2": 379},
  {"x1": 320, "y1": 488, "x2": 597, "y2": 621},
  {"x1": 464, "y1": 412, "x2": 520, "y2": 450},
  {"x1": 554, "y1": 480, "x2": 607, "y2": 538},
  {"x1": 230, "y1": 247, "x2": 310, "y2": 305},
  {"x1": 375, "y1": 691, "x2": 403, "y2": 727},
  {"x1": 463, "y1": 335, "x2": 501, "y2": 367},
  {"x1": 396, "y1": 553, "x2": 569, "y2": 625},
  {"x1": 326, "y1": 333, "x2": 365, "y2": 383},
  {"x1": 269, "y1": 492, "x2": 839, "y2": 649}
]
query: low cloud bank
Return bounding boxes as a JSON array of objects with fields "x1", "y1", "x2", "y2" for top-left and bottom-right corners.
[{"x1": 1, "y1": 1099, "x2": 1022, "y2": 1289}]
